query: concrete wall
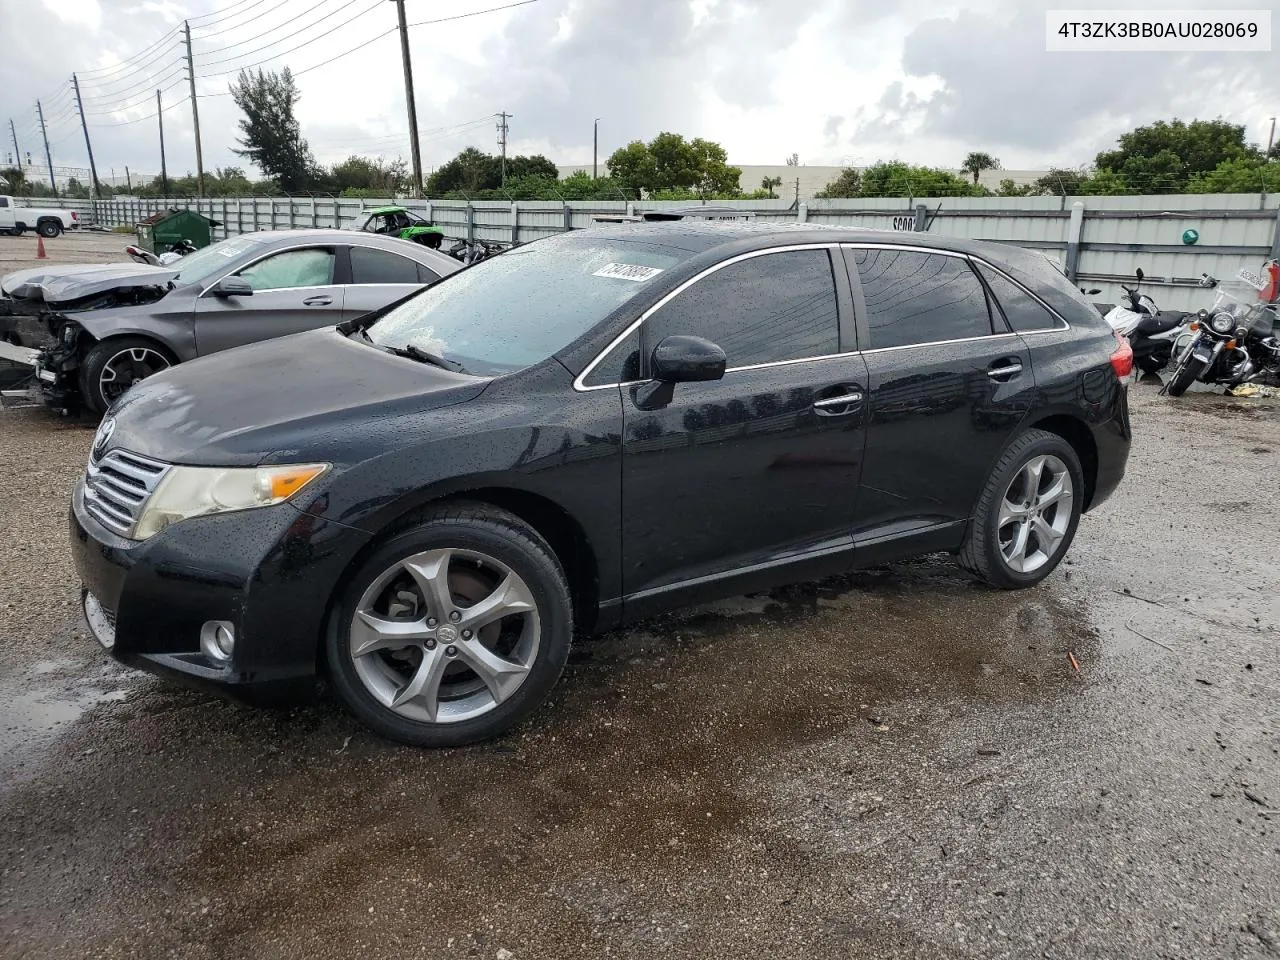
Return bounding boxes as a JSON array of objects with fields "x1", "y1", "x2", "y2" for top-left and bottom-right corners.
[{"x1": 70, "y1": 192, "x2": 1280, "y2": 313}]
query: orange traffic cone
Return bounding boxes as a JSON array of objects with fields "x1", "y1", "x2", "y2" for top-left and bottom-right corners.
[{"x1": 36, "y1": 236, "x2": 47, "y2": 260}]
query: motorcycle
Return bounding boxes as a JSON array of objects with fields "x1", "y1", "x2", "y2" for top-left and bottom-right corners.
[
  {"x1": 124, "y1": 238, "x2": 198, "y2": 266},
  {"x1": 1103, "y1": 268, "x2": 1191, "y2": 375},
  {"x1": 1162, "y1": 263, "x2": 1280, "y2": 397}
]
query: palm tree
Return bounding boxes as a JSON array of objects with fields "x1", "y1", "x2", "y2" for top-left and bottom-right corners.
[{"x1": 962, "y1": 152, "x2": 1000, "y2": 184}]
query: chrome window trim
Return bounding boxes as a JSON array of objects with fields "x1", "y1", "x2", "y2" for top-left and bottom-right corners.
[
  {"x1": 857, "y1": 331, "x2": 1022, "y2": 356},
  {"x1": 573, "y1": 242, "x2": 844, "y2": 392},
  {"x1": 199, "y1": 243, "x2": 339, "y2": 297}
]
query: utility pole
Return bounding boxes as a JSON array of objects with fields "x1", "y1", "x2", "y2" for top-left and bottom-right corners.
[
  {"x1": 157, "y1": 89, "x2": 169, "y2": 197},
  {"x1": 183, "y1": 20, "x2": 205, "y2": 197},
  {"x1": 794, "y1": 177, "x2": 800, "y2": 206},
  {"x1": 496, "y1": 111, "x2": 511, "y2": 186},
  {"x1": 71, "y1": 73, "x2": 101, "y2": 198},
  {"x1": 125, "y1": 166, "x2": 132, "y2": 193},
  {"x1": 8, "y1": 119, "x2": 21, "y2": 175},
  {"x1": 593, "y1": 117, "x2": 600, "y2": 179},
  {"x1": 1268, "y1": 117, "x2": 1276, "y2": 157},
  {"x1": 35, "y1": 100, "x2": 57, "y2": 197},
  {"x1": 392, "y1": 0, "x2": 424, "y2": 198}
]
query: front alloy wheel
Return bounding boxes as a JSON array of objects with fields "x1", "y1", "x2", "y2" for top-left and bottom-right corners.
[
  {"x1": 349, "y1": 548, "x2": 540, "y2": 724},
  {"x1": 327, "y1": 504, "x2": 572, "y2": 746}
]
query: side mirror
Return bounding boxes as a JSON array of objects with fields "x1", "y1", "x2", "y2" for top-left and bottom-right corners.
[
  {"x1": 1135, "y1": 268, "x2": 1145, "y2": 283},
  {"x1": 212, "y1": 275, "x2": 253, "y2": 297},
  {"x1": 631, "y1": 335, "x2": 726, "y2": 411},
  {"x1": 651, "y1": 335, "x2": 727, "y2": 383}
]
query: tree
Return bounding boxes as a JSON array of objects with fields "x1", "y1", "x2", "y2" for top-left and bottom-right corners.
[
  {"x1": 961, "y1": 151, "x2": 1000, "y2": 184},
  {"x1": 330, "y1": 155, "x2": 408, "y2": 195},
  {"x1": 815, "y1": 168, "x2": 862, "y2": 199},
  {"x1": 997, "y1": 178, "x2": 1032, "y2": 197},
  {"x1": 229, "y1": 67, "x2": 316, "y2": 193},
  {"x1": 606, "y1": 132, "x2": 742, "y2": 199},
  {"x1": 1187, "y1": 157, "x2": 1280, "y2": 193},
  {"x1": 1094, "y1": 119, "x2": 1259, "y2": 192},
  {"x1": 761, "y1": 176, "x2": 782, "y2": 198},
  {"x1": 859, "y1": 161, "x2": 986, "y2": 197},
  {"x1": 1034, "y1": 168, "x2": 1089, "y2": 195},
  {"x1": 425, "y1": 148, "x2": 559, "y2": 196}
]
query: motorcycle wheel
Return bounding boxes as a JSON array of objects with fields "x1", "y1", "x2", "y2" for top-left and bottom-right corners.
[{"x1": 1166, "y1": 355, "x2": 1208, "y2": 397}]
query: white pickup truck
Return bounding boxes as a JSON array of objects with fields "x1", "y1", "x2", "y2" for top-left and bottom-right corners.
[{"x1": 0, "y1": 196, "x2": 80, "y2": 238}]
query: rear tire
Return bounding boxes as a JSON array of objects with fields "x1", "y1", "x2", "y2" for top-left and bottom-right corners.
[
  {"x1": 959, "y1": 429, "x2": 1084, "y2": 589},
  {"x1": 1166, "y1": 354, "x2": 1208, "y2": 397},
  {"x1": 37, "y1": 220, "x2": 61, "y2": 239},
  {"x1": 325, "y1": 503, "x2": 572, "y2": 747}
]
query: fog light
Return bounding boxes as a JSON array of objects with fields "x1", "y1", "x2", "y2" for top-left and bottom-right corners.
[{"x1": 200, "y1": 620, "x2": 236, "y2": 663}]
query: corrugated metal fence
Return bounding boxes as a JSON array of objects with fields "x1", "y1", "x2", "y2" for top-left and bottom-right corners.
[{"x1": 63, "y1": 193, "x2": 1280, "y2": 312}]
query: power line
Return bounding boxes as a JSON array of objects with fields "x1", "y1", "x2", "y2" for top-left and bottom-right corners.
[
  {"x1": 197, "y1": 0, "x2": 381, "y2": 69},
  {"x1": 192, "y1": 0, "x2": 320, "y2": 42},
  {"x1": 75, "y1": 28, "x2": 183, "y2": 81},
  {"x1": 186, "y1": 0, "x2": 264, "y2": 24},
  {"x1": 80, "y1": 63, "x2": 188, "y2": 109}
]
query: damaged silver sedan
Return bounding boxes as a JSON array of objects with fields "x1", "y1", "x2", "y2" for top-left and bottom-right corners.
[{"x1": 0, "y1": 230, "x2": 460, "y2": 414}]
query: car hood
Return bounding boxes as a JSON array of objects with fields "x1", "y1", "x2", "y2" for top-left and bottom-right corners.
[
  {"x1": 105, "y1": 328, "x2": 489, "y2": 467},
  {"x1": 1, "y1": 262, "x2": 179, "y2": 302}
]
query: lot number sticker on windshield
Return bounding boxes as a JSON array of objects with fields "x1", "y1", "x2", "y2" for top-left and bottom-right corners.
[{"x1": 594, "y1": 263, "x2": 664, "y2": 282}]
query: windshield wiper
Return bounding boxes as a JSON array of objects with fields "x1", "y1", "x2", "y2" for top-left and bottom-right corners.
[{"x1": 387, "y1": 343, "x2": 466, "y2": 373}]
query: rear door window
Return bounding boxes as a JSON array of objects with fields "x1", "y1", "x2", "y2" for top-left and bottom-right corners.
[
  {"x1": 976, "y1": 262, "x2": 1063, "y2": 332},
  {"x1": 642, "y1": 248, "x2": 840, "y2": 369},
  {"x1": 349, "y1": 245, "x2": 422, "y2": 285},
  {"x1": 853, "y1": 248, "x2": 993, "y2": 349}
]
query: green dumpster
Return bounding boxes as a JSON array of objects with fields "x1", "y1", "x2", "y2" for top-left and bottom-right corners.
[{"x1": 135, "y1": 208, "x2": 221, "y2": 255}]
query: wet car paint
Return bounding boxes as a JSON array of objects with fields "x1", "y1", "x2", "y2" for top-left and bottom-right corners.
[{"x1": 70, "y1": 225, "x2": 1130, "y2": 703}]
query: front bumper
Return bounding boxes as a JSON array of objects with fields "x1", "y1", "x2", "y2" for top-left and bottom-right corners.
[{"x1": 71, "y1": 478, "x2": 373, "y2": 705}]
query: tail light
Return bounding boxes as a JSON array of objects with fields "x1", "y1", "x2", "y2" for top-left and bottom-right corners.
[
  {"x1": 1260, "y1": 261, "x2": 1279, "y2": 304},
  {"x1": 70, "y1": 211, "x2": 78, "y2": 220},
  {"x1": 1110, "y1": 331, "x2": 1133, "y2": 379}
]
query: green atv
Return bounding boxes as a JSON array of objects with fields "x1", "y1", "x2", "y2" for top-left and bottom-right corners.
[{"x1": 359, "y1": 206, "x2": 446, "y2": 249}]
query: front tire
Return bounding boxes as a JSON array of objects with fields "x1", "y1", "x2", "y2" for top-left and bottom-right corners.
[
  {"x1": 37, "y1": 220, "x2": 61, "y2": 239},
  {"x1": 1165, "y1": 353, "x2": 1207, "y2": 397},
  {"x1": 959, "y1": 429, "x2": 1084, "y2": 589},
  {"x1": 326, "y1": 504, "x2": 572, "y2": 747},
  {"x1": 79, "y1": 336, "x2": 175, "y2": 415}
]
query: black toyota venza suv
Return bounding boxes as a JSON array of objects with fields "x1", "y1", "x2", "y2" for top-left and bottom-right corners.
[{"x1": 71, "y1": 223, "x2": 1132, "y2": 746}]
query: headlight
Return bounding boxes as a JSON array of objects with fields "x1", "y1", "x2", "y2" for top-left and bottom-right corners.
[
  {"x1": 133, "y1": 463, "x2": 329, "y2": 540},
  {"x1": 1209, "y1": 312, "x2": 1235, "y2": 334}
]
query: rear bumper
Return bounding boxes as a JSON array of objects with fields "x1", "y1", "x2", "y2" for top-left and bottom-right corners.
[{"x1": 1087, "y1": 385, "x2": 1131, "y2": 511}]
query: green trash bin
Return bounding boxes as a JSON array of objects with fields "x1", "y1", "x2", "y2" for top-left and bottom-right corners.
[{"x1": 135, "y1": 208, "x2": 221, "y2": 255}]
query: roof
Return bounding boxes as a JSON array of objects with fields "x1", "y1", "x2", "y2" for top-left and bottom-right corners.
[
  {"x1": 231, "y1": 228, "x2": 459, "y2": 269},
  {"x1": 365, "y1": 206, "x2": 407, "y2": 215}
]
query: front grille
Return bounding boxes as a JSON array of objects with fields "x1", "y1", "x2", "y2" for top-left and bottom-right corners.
[{"x1": 84, "y1": 449, "x2": 169, "y2": 537}]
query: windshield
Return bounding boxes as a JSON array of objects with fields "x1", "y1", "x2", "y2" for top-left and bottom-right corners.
[
  {"x1": 171, "y1": 236, "x2": 264, "y2": 287},
  {"x1": 366, "y1": 234, "x2": 686, "y2": 376}
]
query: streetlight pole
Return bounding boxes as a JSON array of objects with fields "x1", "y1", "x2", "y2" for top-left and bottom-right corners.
[{"x1": 593, "y1": 118, "x2": 600, "y2": 179}]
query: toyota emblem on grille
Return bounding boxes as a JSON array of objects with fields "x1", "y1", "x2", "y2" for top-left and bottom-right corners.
[{"x1": 92, "y1": 417, "x2": 116, "y2": 459}]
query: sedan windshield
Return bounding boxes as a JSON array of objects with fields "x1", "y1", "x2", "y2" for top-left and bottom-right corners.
[
  {"x1": 171, "y1": 236, "x2": 265, "y2": 287},
  {"x1": 366, "y1": 234, "x2": 686, "y2": 376}
]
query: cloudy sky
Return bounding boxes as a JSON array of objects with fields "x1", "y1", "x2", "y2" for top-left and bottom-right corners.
[{"x1": 1, "y1": 0, "x2": 1278, "y2": 185}]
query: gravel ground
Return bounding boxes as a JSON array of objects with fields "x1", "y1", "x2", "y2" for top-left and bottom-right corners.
[{"x1": 0, "y1": 376, "x2": 1277, "y2": 959}]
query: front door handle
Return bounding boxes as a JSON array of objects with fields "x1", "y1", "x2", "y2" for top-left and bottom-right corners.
[
  {"x1": 987, "y1": 359, "x2": 1023, "y2": 381},
  {"x1": 303, "y1": 296, "x2": 332, "y2": 306},
  {"x1": 813, "y1": 390, "x2": 864, "y2": 416}
]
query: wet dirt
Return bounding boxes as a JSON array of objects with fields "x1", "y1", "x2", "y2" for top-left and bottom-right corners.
[{"x1": 1, "y1": 386, "x2": 1278, "y2": 959}]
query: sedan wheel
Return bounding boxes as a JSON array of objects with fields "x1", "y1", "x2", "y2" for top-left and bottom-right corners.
[
  {"x1": 327, "y1": 504, "x2": 572, "y2": 746},
  {"x1": 959, "y1": 428, "x2": 1083, "y2": 589},
  {"x1": 80, "y1": 336, "x2": 177, "y2": 415}
]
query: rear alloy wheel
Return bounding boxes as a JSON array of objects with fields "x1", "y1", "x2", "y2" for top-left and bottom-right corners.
[
  {"x1": 326, "y1": 504, "x2": 571, "y2": 746},
  {"x1": 960, "y1": 429, "x2": 1083, "y2": 589},
  {"x1": 37, "y1": 220, "x2": 60, "y2": 238},
  {"x1": 80, "y1": 336, "x2": 174, "y2": 414}
]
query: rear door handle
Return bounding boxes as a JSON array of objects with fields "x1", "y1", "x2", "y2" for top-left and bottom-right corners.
[
  {"x1": 987, "y1": 360, "x2": 1023, "y2": 381},
  {"x1": 303, "y1": 296, "x2": 332, "y2": 306},
  {"x1": 813, "y1": 390, "x2": 864, "y2": 416}
]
